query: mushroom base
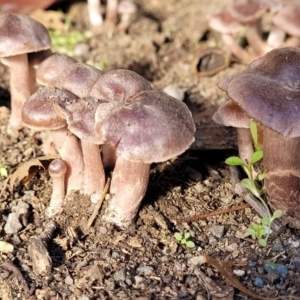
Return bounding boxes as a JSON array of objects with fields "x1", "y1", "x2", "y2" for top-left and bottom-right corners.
[
  {"x1": 264, "y1": 127, "x2": 300, "y2": 218},
  {"x1": 102, "y1": 157, "x2": 150, "y2": 228}
]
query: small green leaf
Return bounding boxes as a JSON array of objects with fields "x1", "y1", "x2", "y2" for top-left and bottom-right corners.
[
  {"x1": 259, "y1": 238, "x2": 267, "y2": 247},
  {"x1": 252, "y1": 223, "x2": 261, "y2": 231},
  {"x1": 258, "y1": 172, "x2": 265, "y2": 181},
  {"x1": 251, "y1": 150, "x2": 263, "y2": 164},
  {"x1": 246, "y1": 228, "x2": 256, "y2": 236},
  {"x1": 0, "y1": 167, "x2": 8, "y2": 177},
  {"x1": 262, "y1": 216, "x2": 270, "y2": 226},
  {"x1": 186, "y1": 241, "x2": 195, "y2": 248},
  {"x1": 258, "y1": 228, "x2": 266, "y2": 237},
  {"x1": 273, "y1": 210, "x2": 282, "y2": 219},
  {"x1": 240, "y1": 178, "x2": 259, "y2": 197},
  {"x1": 250, "y1": 121, "x2": 262, "y2": 151},
  {"x1": 225, "y1": 156, "x2": 245, "y2": 166},
  {"x1": 174, "y1": 232, "x2": 182, "y2": 241},
  {"x1": 184, "y1": 232, "x2": 191, "y2": 239},
  {"x1": 181, "y1": 239, "x2": 187, "y2": 244}
]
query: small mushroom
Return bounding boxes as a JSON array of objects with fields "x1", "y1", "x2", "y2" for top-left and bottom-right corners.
[
  {"x1": 0, "y1": 14, "x2": 51, "y2": 129},
  {"x1": 21, "y1": 87, "x2": 84, "y2": 193},
  {"x1": 54, "y1": 96, "x2": 107, "y2": 203},
  {"x1": 209, "y1": 9, "x2": 254, "y2": 64},
  {"x1": 217, "y1": 47, "x2": 300, "y2": 218},
  {"x1": 105, "y1": 0, "x2": 119, "y2": 28},
  {"x1": 46, "y1": 159, "x2": 67, "y2": 217},
  {"x1": 227, "y1": 0, "x2": 271, "y2": 57},
  {"x1": 272, "y1": 4, "x2": 300, "y2": 47},
  {"x1": 51, "y1": 63, "x2": 103, "y2": 97},
  {"x1": 117, "y1": 0, "x2": 137, "y2": 32},
  {"x1": 36, "y1": 53, "x2": 77, "y2": 86},
  {"x1": 94, "y1": 90, "x2": 195, "y2": 228}
]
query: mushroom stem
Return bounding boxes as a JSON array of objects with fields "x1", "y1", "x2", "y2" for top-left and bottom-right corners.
[
  {"x1": 46, "y1": 159, "x2": 67, "y2": 217},
  {"x1": 267, "y1": 25, "x2": 286, "y2": 48},
  {"x1": 50, "y1": 127, "x2": 84, "y2": 193},
  {"x1": 81, "y1": 140, "x2": 105, "y2": 203},
  {"x1": 237, "y1": 127, "x2": 253, "y2": 165},
  {"x1": 105, "y1": 0, "x2": 118, "y2": 28},
  {"x1": 7, "y1": 53, "x2": 30, "y2": 129},
  {"x1": 263, "y1": 127, "x2": 300, "y2": 216},
  {"x1": 103, "y1": 157, "x2": 150, "y2": 228},
  {"x1": 87, "y1": 0, "x2": 104, "y2": 27},
  {"x1": 221, "y1": 33, "x2": 254, "y2": 64},
  {"x1": 246, "y1": 22, "x2": 269, "y2": 57}
]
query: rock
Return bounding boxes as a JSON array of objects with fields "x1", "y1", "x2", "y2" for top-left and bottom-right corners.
[
  {"x1": 114, "y1": 268, "x2": 126, "y2": 281},
  {"x1": 208, "y1": 225, "x2": 225, "y2": 238},
  {"x1": 4, "y1": 213, "x2": 22, "y2": 234},
  {"x1": 253, "y1": 277, "x2": 265, "y2": 287},
  {"x1": 136, "y1": 265, "x2": 153, "y2": 276}
]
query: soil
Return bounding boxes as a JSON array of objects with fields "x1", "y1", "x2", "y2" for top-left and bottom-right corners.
[{"x1": 1, "y1": 1, "x2": 300, "y2": 300}]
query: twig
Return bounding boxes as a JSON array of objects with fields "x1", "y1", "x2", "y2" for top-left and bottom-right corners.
[
  {"x1": 86, "y1": 178, "x2": 111, "y2": 229},
  {"x1": 173, "y1": 204, "x2": 250, "y2": 225}
]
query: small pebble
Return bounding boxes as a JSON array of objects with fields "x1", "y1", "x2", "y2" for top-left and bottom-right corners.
[
  {"x1": 163, "y1": 84, "x2": 185, "y2": 101},
  {"x1": 4, "y1": 213, "x2": 22, "y2": 234},
  {"x1": 65, "y1": 276, "x2": 73, "y2": 285},
  {"x1": 136, "y1": 265, "x2": 153, "y2": 276},
  {"x1": 114, "y1": 268, "x2": 126, "y2": 281},
  {"x1": 272, "y1": 241, "x2": 283, "y2": 252},
  {"x1": 254, "y1": 277, "x2": 265, "y2": 288},
  {"x1": 208, "y1": 225, "x2": 225, "y2": 238}
]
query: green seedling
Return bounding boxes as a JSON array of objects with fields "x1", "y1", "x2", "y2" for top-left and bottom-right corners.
[
  {"x1": 225, "y1": 121, "x2": 282, "y2": 247},
  {"x1": 174, "y1": 232, "x2": 195, "y2": 248},
  {"x1": 49, "y1": 16, "x2": 88, "y2": 56},
  {"x1": 0, "y1": 163, "x2": 8, "y2": 177}
]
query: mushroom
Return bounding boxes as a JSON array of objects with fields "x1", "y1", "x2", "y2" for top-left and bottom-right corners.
[
  {"x1": 217, "y1": 47, "x2": 300, "y2": 218},
  {"x1": 36, "y1": 53, "x2": 77, "y2": 86},
  {"x1": 117, "y1": 0, "x2": 137, "y2": 32},
  {"x1": 90, "y1": 68, "x2": 153, "y2": 169},
  {"x1": 46, "y1": 159, "x2": 67, "y2": 217},
  {"x1": 209, "y1": 9, "x2": 254, "y2": 64},
  {"x1": 51, "y1": 63, "x2": 103, "y2": 97},
  {"x1": 54, "y1": 96, "x2": 107, "y2": 203},
  {"x1": 0, "y1": 14, "x2": 51, "y2": 129},
  {"x1": 227, "y1": 0, "x2": 271, "y2": 57},
  {"x1": 94, "y1": 90, "x2": 195, "y2": 228},
  {"x1": 21, "y1": 87, "x2": 84, "y2": 193},
  {"x1": 272, "y1": 4, "x2": 300, "y2": 47},
  {"x1": 212, "y1": 100, "x2": 254, "y2": 165}
]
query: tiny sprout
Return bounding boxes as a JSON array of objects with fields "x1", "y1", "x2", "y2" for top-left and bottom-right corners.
[
  {"x1": 0, "y1": 163, "x2": 8, "y2": 177},
  {"x1": 174, "y1": 232, "x2": 195, "y2": 248},
  {"x1": 225, "y1": 121, "x2": 282, "y2": 247}
]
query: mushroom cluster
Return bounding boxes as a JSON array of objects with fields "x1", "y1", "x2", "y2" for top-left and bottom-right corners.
[
  {"x1": 22, "y1": 66, "x2": 196, "y2": 227},
  {"x1": 213, "y1": 47, "x2": 300, "y2": 219},
  {"x1": 209, "y1": 0, "x2": 300, "y2": 64}
]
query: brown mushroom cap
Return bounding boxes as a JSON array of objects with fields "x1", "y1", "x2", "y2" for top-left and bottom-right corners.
[
  {"x1": 212, "y1": 100, "x2": 250, "y2": 128},
  {"x1": 55, "y1": 96, "x2": 107, "y2": 143},
  {"x1": 209, "y1": 9, "x2": 244, "y2": 34},
  {"x1": 51, "y1": 63, "x2": 104, "y2": 97},
  {"x1": 36, "y1": 53, "x2": 77, "y2": 86},
  {"x1": 0, "y1": 13, "x2": 51, "y2": 57},
  {"x1": 227, "y1": 0, "x2": 269, "y2": 23},
  {"x1": 94, "y1": 90, "x2": 195, "y2": 163},
  {"x1": 21, "y1": 86, "x2": 78, "y2": 130},
  {"x1": 90, "y1": 69, "x2": 152, "y2": 101},
  {"x1": 272, "y1": 5, "x2": 300, "y2": 38},
  {"x1": 218, "y1": 47, "x2": 300, "y2": 138}
]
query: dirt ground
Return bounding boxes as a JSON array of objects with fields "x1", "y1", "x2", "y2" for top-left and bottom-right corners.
[{"x1": 1, "y1": 0, "x2": 300, "y2": 299}]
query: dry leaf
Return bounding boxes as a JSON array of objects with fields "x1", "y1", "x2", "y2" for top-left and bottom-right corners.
[
  {"x1": 30, "y1": 8, "x2": 65, "y2": 30},
  {"x1": 1, "y1": 155, "x2": 59, "y2": 195}
]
